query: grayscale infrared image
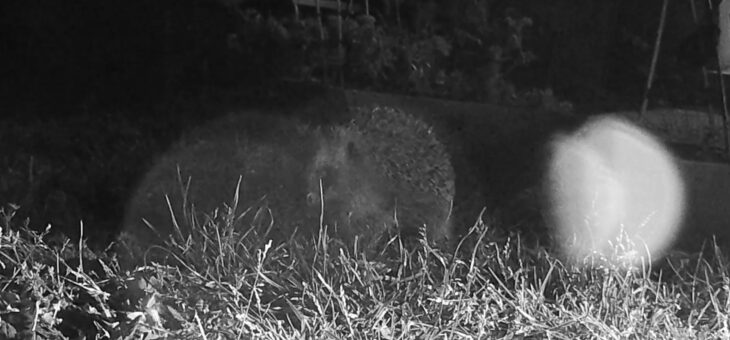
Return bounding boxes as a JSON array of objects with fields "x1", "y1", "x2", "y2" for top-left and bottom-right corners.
[{"x1": 3, "y1": 0, "x2": 730, "y2": 338}]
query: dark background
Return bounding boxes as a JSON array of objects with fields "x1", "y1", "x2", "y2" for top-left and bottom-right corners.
[
  {"x1": 0, "y1": 0, "x2": 724, "y2": 247},
  {"x1": 1, "y1": 0, "x2": 722, "y2": 114}
]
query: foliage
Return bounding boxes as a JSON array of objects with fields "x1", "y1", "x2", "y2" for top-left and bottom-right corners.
[
  {"x1": 230, "y1": 0, "x2": 537, "y2": 104},
  {"x1": 4, "y1": 0, "x2": 719, "y2": 113}
]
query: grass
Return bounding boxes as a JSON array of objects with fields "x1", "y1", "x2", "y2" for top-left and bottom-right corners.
[
  {"x1": 2, "y1": 97, "x2": 729, "y2": 338},
  {"x1": 1, "y1": 190, "x2": 730, "y2": 339}
]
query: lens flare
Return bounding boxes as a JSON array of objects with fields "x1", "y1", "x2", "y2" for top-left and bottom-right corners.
[{"x1": 547, "y1": 115, "x2": 685, "y2": 267}]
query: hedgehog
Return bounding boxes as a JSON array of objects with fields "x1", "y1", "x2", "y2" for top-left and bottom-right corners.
[
  {"x1": 305, "y1": 106, "x2": 456, "y2": 251},
  {"x1": 122, "y1": 112, "x2": 321, "y2": 249}
]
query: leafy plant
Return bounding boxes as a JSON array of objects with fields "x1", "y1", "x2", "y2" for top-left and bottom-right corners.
[{"x1": 227, "y1": 1, "x2": 538, "y2": 104}]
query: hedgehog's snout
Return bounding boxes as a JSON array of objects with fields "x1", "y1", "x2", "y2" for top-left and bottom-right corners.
[
  {"x1": 306, "y1": 191, "x2": 321, "y2": 206},
  {"x1": 307, "y1": 173, "x2": 331, "y2": 206}
]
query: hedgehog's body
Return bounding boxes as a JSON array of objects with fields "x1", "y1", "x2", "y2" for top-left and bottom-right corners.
[
  {"x1": 307, "y1": 106, "x2": 455, "y2": 250},
  {"x1": 124, "y1": 108, "x2": 454, "y2": 256},
  {"x1": 123, "y1": 113, "x2": 321, "y2": 248}
]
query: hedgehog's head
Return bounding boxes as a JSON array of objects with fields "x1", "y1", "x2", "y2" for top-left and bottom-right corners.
[
  {"x1": 305, "y1": 126, "x2": 366, "y2": 207},
  {"x1": 304, "y1": 126, "x2": 394, "y2": 249}
]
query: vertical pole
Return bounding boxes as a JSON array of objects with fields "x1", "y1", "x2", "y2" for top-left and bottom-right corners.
[
  {"x1": 337, "y1": 0, "x2": 344, "y2": 87},
  {"x1": 315, "y1": 0, "x2": 326, "y2": 83},
  {"x1": 292, "y1": 0, "x2": 300, "y2": 21},
  {"x1": 717, "y1": 62, "x2": 730, "y2": 154},
  {"x1": 717, "y1": 0, "x2": 730, "y2": 154},
  {"x1": 640, "y1": 0, "x2": 670, "y2": 118},
  {"x1": 693, "y1": 0, "x2": 710, "y2": 88}
]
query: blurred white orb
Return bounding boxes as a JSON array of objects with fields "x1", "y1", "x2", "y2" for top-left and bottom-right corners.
[{"x1": 547, "y1": 115, "x2": 685, "y2": 267}]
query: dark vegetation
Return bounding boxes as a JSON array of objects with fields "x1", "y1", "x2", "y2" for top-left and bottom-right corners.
[
  {"x1": 1, "y1": 0, "x2": 722, "y2": 114},
  {"x1": 1, "y1": 0, "x2": 730, "y2": 338}
]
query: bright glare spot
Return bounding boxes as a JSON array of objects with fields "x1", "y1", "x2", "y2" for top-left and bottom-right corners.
[{"x1": 547, "y1": 115, "x2": 685, "y2": 267}]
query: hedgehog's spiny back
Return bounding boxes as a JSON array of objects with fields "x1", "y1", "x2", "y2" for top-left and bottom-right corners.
[
  {"x1": 306, "y1": 106, "x2": 455, "y2": 248},
  {"x1": 350, "y1": 106, "x2": 455, "y2": 202}
]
